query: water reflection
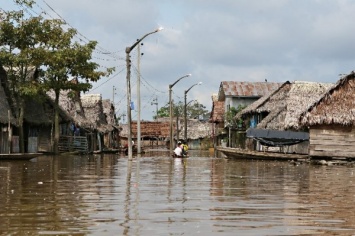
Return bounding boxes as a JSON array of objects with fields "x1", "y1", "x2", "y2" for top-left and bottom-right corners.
[{"x1": 0, "y1": 153, "x2": 355, "y2": 235}]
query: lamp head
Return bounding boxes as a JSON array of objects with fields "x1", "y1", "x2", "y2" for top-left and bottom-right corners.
[{"x1": 156, "y1": 27, "x2": 164, "y2": 32}]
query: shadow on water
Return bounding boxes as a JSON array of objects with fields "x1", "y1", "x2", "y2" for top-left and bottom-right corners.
[{"x1": 0, "y1": 151, "x2": 355, "y2": 235}]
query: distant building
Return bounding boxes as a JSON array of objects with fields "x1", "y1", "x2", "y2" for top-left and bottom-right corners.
[{"x1": 212, "y1": 81, "x2": 282, "y2": 148}]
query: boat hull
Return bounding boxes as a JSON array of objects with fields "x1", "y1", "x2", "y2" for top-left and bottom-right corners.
[
  {"x1": 0, "y1": 153, "x2": 41, "y2": 160},
  {"x1": 216, "y1": 147, "x2": 308, "y2": 161}
]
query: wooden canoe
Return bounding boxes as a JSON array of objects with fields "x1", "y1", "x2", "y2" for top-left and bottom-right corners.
[
  {"x1": 0, "y1": 153, "x2": 42, "y2": 160},
  {"x1": 216, "y1": 146, "x2": 308, "y2": 161}
]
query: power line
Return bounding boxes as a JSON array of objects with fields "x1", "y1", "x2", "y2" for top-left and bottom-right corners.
[{"x1": 90, "y1": 67, "x2": 125, "y2": 91}]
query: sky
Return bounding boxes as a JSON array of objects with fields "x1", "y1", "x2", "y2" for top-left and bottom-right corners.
[{"x1": 2, "y1": 0, "x2": 355, "y2": 122}]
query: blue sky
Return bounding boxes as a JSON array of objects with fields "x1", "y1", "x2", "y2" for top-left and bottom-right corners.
[{"x1": 2, "y1": 0, "x2": 355, "y2": 121}]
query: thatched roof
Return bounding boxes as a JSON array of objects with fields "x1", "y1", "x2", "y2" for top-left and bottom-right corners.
[
  {"x1": 237, "y1": 81, "x2": 292, "y2": 119},
  {"x1": 218, "y1": 81, "x2": 282, "y2": 100},
  {"x1": 209, "y1": 100, "x2": 224, "y2": 123},
  {"x1": 239, "y1": 81, "x2": 333, "y2": 130},
  {"x1": 300, "y1": 72, "x2": 355, "y2": 126},
  {"x1": 48, "y1": 91, "x2": 116, "y2": 132},
  {"x1": 22, "y1": 92, "x2": 72, "y2": 125},
  {"x1": 102, "y1": 99, "x2": 116, "y2": 126},
  {"x1": 178, "y1": 119, "x2": 212, "y2": 139},
  {"x1": 284, "y1": 81, "x2": 333, "y2": 130},
  {"x1": 81, "y1": 94, "x2": 113, "y2": 133},
  {"x1": 47, "y1": 90, "x2": 92, "y2": 129},
  {"x1": 24, "y1": 97, "x2": 53, "y2": 125}
]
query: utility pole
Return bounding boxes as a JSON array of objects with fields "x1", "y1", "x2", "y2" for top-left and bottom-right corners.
[
  {"x1": 112, "y1": 86, "x2": 116, "y2": 123},
  {"x1": 125, "y1": 28, "x2": 163, "y2": 160},
  {"x1": 137, "y1": 42, "x2": 142, "y2": 154}
]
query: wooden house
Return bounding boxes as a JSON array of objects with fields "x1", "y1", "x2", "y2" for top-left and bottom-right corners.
[
  {"x1": 237, "y1": 81, "x2": 333, "y2": 154},
  {"x1": 0, "y1": 67, "x2": 17, "y2": 154},
  {"x1": 102, "y1": 99, "x2": 119, "y2": 149},
  {"x1": 23, "y1": 95, "x2": 72, "y2": 153},
  {"x1": 81, "y1": 94, "x2": 116, "y2": 152},
  {"x1": 300, "y1": 72, "x2": 355, "y2": 159},
  {"x1": 1, "y1": 65, "x2": 73, "y2": 153}
]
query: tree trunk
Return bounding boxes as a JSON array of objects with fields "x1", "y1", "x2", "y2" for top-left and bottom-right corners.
[
  {"x1": 53, "y1": 90, "x2": 60, "y2": 154},
  {"x1": 19, "y1": 102, "x2": 25, "y2": 153}
]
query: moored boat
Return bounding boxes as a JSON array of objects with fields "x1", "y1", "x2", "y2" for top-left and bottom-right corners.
[
  {"x1": 0, "y1": 153, "x2": 42, "y2": 160},
  {"x1": 216, "y1": 146, "x2": 308, "y2": 161}
]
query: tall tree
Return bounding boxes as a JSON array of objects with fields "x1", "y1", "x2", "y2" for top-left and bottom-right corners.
[
  {"x1": 0, "y1": 9, "x2": 44, "y2": 152},
  {"x1": 156, "y1": 101, "x2": 209, "y2": 120},
  {"x1": 36, "y1": 19, "x2": 113, "y2": 154},
  {"x1": 0, "y1": 5, "x2": 113, "y2": 154}
]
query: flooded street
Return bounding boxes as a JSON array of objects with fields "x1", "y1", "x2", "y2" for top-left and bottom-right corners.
[{"x1": 1, "y1": 150, "x2": 355, "y2": 235}]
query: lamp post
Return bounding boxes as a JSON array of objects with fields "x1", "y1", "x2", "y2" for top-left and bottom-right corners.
[
  {"x1": 169, "y1": 74, "x2": 191, "y2": 153},
  {"x1": 184, "y1": 82, "x2": 202, "y2": 141},
  {"x1": 126, "y1": 27, "x2": 163, "y2": 160}
]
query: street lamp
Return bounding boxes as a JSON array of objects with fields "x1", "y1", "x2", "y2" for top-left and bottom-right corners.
[
  {"x1": 184, "y1": 82, "x2": 202, "y2": 141},
  {"x1": 169, "y1": 74, "x2": 191, "y2": 153},
  {"x1": 126, "y1": 27, "x2": 163, "y2": 160}
]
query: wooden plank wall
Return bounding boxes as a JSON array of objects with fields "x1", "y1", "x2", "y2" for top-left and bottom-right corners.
[
  {"x1": 309, "y1": 125, "x2": 355, "y2": 158},
  {"x1": 58, "y1": 136, "x2": 89, "y2": 153}
]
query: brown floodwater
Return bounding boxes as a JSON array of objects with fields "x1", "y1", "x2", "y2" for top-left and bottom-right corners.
[{"x1": 0, "y1": 150, "x2": 355, "y2": 235}]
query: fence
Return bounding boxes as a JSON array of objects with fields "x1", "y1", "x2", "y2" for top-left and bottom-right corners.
[{"x1": 58, "y1": 136, "x2": 89, "y2": 153}]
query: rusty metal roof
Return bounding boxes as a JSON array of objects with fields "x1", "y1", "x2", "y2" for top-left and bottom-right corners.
[{"x1": 220, "y1": 81, "x2": 282, "y2": 97}]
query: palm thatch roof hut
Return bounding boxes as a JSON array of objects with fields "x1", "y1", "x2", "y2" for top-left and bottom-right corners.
[
  {"x1": 81, "y1": 94, "x2": 113, "y2": 133},
  {"x1": 300, "y1": 72, "x2": 355, "y2": 158},
  {"x1": 47, "y1": 91, "x2": 116, "y2": 152},
  {"x1": 178, "y1": 119, "x2": 212, "y2": 149},
  {"x1": 47, "y1": 89, "x2": 91, "y2": 130},
  {"x1": 236, "y1": 80, "x2": 333, "y2": 154}
]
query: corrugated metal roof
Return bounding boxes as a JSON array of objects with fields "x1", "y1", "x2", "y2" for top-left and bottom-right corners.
[{"x1": 221, "y1": 81, "x2": 282, "y2": 97}]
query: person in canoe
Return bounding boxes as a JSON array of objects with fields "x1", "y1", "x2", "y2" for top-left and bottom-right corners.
[
  {"x1": 181, "y1": 140, "x2": 188, "y2": 156},
  {"x1": 173, "y1": 141, "x2": 183, "y2": 157},
  {"x1": 173, "y1": 141, "x2": 188, "y2": 158}
]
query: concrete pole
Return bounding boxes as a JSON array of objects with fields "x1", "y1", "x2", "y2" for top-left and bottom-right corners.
[
  {"x1": 125, "y1": 48, "x2": 133, "y2": 160},
  {"x1": 137, "y1": 43, "x2": 142, "y2": 154}
]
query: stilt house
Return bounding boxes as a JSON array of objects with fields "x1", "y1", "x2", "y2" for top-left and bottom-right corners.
[
  {"x1": 237, "y1": 81, "x2": 333, "y2": 154},
  {"x1": 300, "y1": 72, "x2": 355, "y2": 159}
]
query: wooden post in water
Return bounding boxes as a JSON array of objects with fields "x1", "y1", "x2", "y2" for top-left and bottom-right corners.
[{"x1": 8, "y1": 110, "x2": 11, "y2": 154}]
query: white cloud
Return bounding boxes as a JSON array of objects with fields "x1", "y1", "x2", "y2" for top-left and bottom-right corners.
[{"x1": 3, "y1": 0, "x2": 355, "y2": 120}]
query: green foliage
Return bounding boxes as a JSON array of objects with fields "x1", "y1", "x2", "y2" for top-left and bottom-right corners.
[
  {"x1": 225, "y1": 104, "x2": 246, "y2": 127},
  {"x1": 156, "y1": 106, "x2": 169, "y2": 118},
  {"x1": 156, "y1": 101, "x2": 209, "y2": 119}
]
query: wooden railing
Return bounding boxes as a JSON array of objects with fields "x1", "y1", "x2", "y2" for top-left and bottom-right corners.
[{"x1": 58, "y1": 136, "x2": 89, "y2": 153}]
